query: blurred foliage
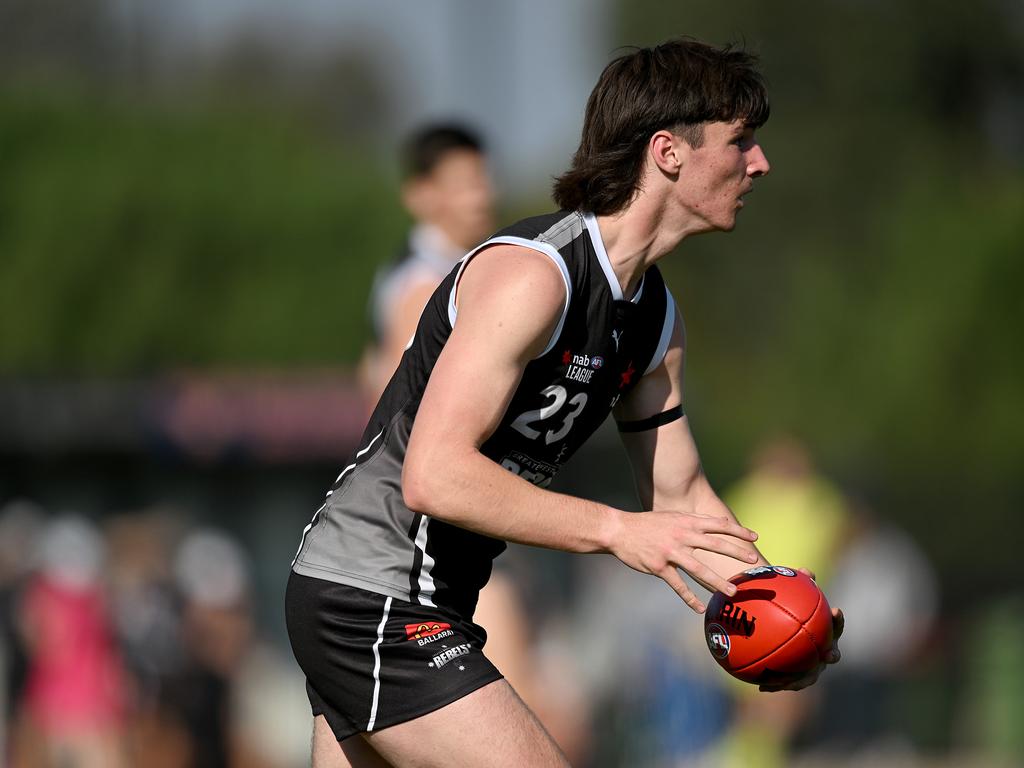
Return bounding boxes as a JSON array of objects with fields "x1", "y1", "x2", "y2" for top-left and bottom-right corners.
[
  {"x1": 0, "y1": 85, "x2": 405, "y2": 371},
  {"x1": 616, "y1": 0, "x2": 1024, "y2": 590}
]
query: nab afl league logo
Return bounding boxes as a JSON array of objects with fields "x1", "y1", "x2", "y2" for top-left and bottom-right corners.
[{"x1": 706, "y1": 623, "x2": 731, "y2": 659}]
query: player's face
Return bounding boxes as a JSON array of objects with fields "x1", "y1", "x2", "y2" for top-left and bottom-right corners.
[
  {"x1": 677, "y1": 119, "x2": 770, "y2": 232},
  {"x1": 420, "y1": 149, "x2": 496, "y2": 249}
]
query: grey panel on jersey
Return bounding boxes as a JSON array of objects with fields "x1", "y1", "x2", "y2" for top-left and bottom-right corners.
[{"x1": 293, "y1": 411, "x2": 433, "y2": 603}]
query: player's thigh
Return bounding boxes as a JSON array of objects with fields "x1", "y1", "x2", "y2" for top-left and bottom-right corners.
[
  {"x1": 363, "y1": 679, "x2": 570, "y2": 768},
  {"x1": 313, "y1": 715, "x2": 393, "y2": 768}
]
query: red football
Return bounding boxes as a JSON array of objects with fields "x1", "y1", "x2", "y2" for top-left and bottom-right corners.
[{"x1": 703, "y1": 565, "x2": 833, "y2": 685}]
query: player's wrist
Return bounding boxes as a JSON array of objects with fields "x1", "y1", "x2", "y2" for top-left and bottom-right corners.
[{"x1": 595, "y1": 505, "x2": 627, "y2": 555}]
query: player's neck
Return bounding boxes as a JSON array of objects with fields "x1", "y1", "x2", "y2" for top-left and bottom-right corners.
[
  {"x1": 595, "y1": 182, "x2": 714, "y2": 291},
  {"x1": 594, "y1": 193, "x2": 685, "y2": 295}
]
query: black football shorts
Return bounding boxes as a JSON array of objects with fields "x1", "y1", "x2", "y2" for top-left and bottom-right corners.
[{"x1": 285, "y1": 571, "x2": 503, "y2": 741}]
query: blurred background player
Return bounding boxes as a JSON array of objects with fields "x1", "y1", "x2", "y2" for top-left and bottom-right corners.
[{"x1": 358, "y1": 123, "x2": 496, "y2": 408}]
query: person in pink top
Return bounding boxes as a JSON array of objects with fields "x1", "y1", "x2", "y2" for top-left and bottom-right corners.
[{"x1": 17, "y1": 516, "x2": 126, "y2": 768}]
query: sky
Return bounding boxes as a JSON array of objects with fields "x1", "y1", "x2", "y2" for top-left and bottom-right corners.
[{"x1": 117, "y1": 0, "x2": 616, "y2": 196}]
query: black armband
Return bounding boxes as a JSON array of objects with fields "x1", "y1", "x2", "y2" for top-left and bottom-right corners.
[{"x1": 615, "y1": 405, "x2": 685, "y2": 433}]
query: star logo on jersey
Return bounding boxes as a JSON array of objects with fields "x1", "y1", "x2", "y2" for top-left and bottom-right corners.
[
  {"x1": 619, "y1": 361, "x2": 636, "y2": 389},
  {"x1": 562, "y1": 349, "x2": 572, "y2": 366}
]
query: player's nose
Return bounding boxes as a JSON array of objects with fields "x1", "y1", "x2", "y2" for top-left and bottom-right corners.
[{"x1": 747, "y1": 143, "x2": 770, "y2": 178}]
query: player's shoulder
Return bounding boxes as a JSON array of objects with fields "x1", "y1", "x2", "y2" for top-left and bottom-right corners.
[
  {"x1": 462, "y1": 243, "x2": 566, "y2": 301},
  {"x1": 492, "y1": 210, "x2": 586, "y2": 247}
]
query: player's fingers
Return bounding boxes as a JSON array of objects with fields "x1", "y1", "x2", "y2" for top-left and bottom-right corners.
[
  {"x1": 659, "y1": 567, "x2": 705, "y2": 613},
  {"x1": 827, "y1": 608, "x2": 844, "y2": 663},
  {"x1": 696, "y1": 535, "x2": 760, "y2": 566},
  {"x1": 832, "y1": 607, "x2": 845, "y2": 640},
  {"x1": 798, "y1": 566, "x2": 817, "y2": 581},
  {"x1": 679, "y1": 558, "x2": 736, "y2": 598},
  {"x1": 759, "y1": 663, "x2": 824, "y2": 692},
  {"x1": 696, "y1": 516, "x2": 759, "y2": 541}
]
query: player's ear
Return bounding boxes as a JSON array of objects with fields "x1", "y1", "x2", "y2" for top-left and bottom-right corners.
[{"x1": 649, "y1": 130, "x2": 684, "y2": 175}]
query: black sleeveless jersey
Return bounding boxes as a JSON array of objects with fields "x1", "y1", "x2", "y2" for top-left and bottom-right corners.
[{"x1": 293, "y1": 211, "x2": 677, "y2": 618}]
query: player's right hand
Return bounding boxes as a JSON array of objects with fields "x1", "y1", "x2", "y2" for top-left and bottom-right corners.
[{"x1": 609, "y1": 510, "x2": 760, "y2": 613}]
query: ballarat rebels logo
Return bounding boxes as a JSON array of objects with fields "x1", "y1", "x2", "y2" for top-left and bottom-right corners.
[
  {"x1": 706, "y1": 622, "x2": 731, "y2": 659},
  {"x1": 405, "y1": 622, "x2": 452, "y2": 641},
  {"x1": 428, "y1": 643, "x2": 472, "y2": 670}
]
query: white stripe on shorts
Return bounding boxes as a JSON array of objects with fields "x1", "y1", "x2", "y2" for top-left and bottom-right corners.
[{"x1": 366, "y1": 596, "x2": 393, "y2": 731}]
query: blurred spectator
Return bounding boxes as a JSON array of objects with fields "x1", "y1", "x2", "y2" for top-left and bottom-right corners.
[
  {"x1": 572, "y1": 557, "x2": 729, "y2": 768},
  {"x1": 166, "y1": 528, "x2": 255, "y2": 768},
  {"x1": 716, "y1": 436, "x2": 851, "y2": 768},
  {"x1": 14, "y1": 514, "x2": 127, "y2": 768},
  {"x1": 810, "y1": 508, "x2": 939, "y2": 757},
  {"x1": 357, "y1": 121, "x2": 496, "y2": 408},
  {"x1": 105, "y1": 510, "x2": 190, "y2": 767},
  {"x1": 0, "y1": 499, "x2": 45, "y2": 763},
  {"x1": 4, "y1": 506, "x2": 307, "y2": 768},
  {"x1": 724, "y1": 436, "x2": 849, "y2": 583}
]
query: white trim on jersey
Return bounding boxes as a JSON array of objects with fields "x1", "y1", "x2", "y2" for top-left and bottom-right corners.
[
  {"x1": 583, "y1": 212, "x2": 645, "y2": 304},
  {"x1": 446, "y1": 236, "x2": 573, "y2": 359},
  {"x1": 413, "y1": 515, "x2": 437, "y2": 607},
  {"x1": 644, "y1": 286, "x2": 678, "y2": 376},
  {"x1": 291, "y1": 428, "x2": 385, "y2": 566},
  {"x1": 366, "y1": 595, "x2": 393, "y2": 731}
]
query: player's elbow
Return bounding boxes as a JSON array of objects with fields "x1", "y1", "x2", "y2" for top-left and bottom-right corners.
[
  {"x1": 401, "y1": 453, "x2": 446, "y2": 516},
  {"x1": 401, "y1": 460, "x2": 427, "y2": 514},
  {"x1": 402, "y1": 443, "x2": 472, "y2": 520}
]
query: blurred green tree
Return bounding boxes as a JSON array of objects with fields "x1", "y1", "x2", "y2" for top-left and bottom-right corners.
[{"x1": 0, "y1": 88, "x2": 404, "y2": 371}]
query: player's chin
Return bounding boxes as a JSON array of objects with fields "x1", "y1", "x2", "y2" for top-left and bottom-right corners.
[{"x1": 715, "y1": 212, "x2": 739, "y2": 232}]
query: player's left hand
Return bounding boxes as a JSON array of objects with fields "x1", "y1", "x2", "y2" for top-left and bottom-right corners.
[{"x1": 758, "y1": 567, "x2": 844, "y2": 693}]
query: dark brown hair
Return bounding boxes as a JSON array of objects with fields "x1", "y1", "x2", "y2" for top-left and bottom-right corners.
[
  {"x1": 552, "y1": 39, "x2": 769, "y2": 215},
  {"x1": 402, "y1": 123, "x2": 485, "y2": 179}
]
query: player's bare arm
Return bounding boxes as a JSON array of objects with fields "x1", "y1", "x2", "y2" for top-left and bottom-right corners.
[
  {"x1": 616, "y1": 311, "x2": 843, "y2": 685},
  {"x1": 402, "y1": 246, "x2": 758, "y2": 595},
  {"x1": 614, "y1": 309, "x2": 763, "y2": 610}
]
